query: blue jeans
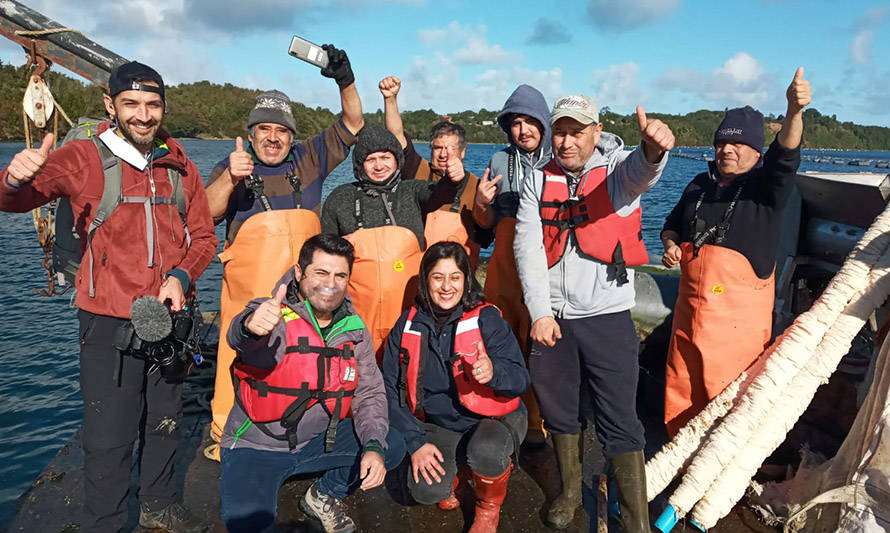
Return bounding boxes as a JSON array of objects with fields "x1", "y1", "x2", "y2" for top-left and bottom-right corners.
[{"x1": 220, "y1": 420, "x2": 406, "y2": 533}]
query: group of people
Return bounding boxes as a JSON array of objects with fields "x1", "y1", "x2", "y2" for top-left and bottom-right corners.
[{"x1": 0, "y1": 42, "x2": 812, "y2": 533}]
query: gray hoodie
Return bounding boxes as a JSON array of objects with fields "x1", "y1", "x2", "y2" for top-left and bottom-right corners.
[
  {"x1": 514, "y1": 132, "x2": 668, "y2": 322},
  {"x1": 487, "y1": 84, "x2": 553, "y2": 224},
  {"x1": 221, "y1": 267, "x2": 389, "y2": 453}
]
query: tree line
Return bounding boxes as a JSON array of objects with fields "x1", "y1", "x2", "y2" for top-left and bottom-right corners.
[{"x1": 1, "y1": 61, "x2": 888, "y2": 150}]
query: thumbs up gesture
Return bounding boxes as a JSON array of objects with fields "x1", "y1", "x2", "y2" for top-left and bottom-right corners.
[
  {"x1": 637, "y1": 106, "x2": 675, "y2": 163},
  {"x1": 786, "y1": 67, "x2": 811, "y2": 114},
  {"x1": 6, "y1": 133, "x2": 54, "y2": 187},
  {"x1": 470, "y1": 342, "x2": 494, "y2": 385},
  {"x1": 228, "y1": 136, "x2": 254, "y2": 181},
  {"x1": 244, "y1": 284, "x2": 288, "y2": 336},
  {"x1": 443, "y1": 148, "x2": 465, "y2": 183}
]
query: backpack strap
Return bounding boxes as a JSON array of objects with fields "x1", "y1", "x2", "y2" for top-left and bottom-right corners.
[
  {"x1": 83, "y1": 137, "x2": 191, "y2": 297},
  {"x1": 85, "y1": 138, "x2": 123, "y2": 297}
]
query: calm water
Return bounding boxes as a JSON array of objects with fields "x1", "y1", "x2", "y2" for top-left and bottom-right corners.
[{"x1": 0, "y1": 139, "x2": 888, "y2": 523}]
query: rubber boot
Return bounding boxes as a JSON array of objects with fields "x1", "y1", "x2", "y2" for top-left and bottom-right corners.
[
  {"x1": 546, "y1": 433, "x2": 582, "y2": 529},
  {"x1": 468, "y1": 464, "x2": 512, "y2": 533},
  {"x1": 438, "y1": 465, "x2": 468, "y2": 510},
  {"x1": 611, "y1": 450, "x2": 650, "y2": 533}
]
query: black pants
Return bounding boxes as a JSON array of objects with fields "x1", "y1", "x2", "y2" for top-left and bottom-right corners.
[
  {"x1": 78, "y1": 310, "x2": 183, "y2": 533},
  {"x1": 528, "y1": 310, "x2": 645, "y2": 458},
  {"x1": 408, "y1": 409, "x2": 527, "y2": 505}
]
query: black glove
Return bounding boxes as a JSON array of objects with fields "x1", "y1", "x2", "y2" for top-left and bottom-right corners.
[{"x1": 321, "y1": 44, "x2": 355, "y2": 89}]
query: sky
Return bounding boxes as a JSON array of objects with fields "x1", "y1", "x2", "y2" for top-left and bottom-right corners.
[{"x1": 1, "y1": 0, "x2": 889, "y2": 127}]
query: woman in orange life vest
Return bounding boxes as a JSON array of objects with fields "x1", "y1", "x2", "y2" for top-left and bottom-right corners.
[
  {"x1": 322, "y1": 124, "x2": 463, "y2": 359},
  {"x1": 660, "y1": 68, "x2": 811, "y2": 437},
  {"x1": 382, "y1": 242, "x2": 530, "y2": 533}
]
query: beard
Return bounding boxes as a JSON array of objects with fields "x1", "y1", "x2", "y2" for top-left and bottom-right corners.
[{"x1": 116, "y1": 117, "x2": 161, "y2": 150}]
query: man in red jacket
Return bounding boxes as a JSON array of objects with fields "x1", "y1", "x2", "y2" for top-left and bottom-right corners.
[{"x1": 1, "y1": 62, "x2": 217, "y2": 533}]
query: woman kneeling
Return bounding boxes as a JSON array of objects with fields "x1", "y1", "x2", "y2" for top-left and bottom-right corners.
[{"x1": 382, "y1": 241, "x2": 530, "y2": 532}]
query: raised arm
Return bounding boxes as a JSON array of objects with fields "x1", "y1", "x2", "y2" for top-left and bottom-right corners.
[
  {"x1": 777, "y1": 67, "x2": 811, "y2": 150},
  {"x1": 321, "y1": 45, "x2": 364, "y2": 135},
  {"x1": 379, "y1": 76, "x2": 408, "y2": 149}
]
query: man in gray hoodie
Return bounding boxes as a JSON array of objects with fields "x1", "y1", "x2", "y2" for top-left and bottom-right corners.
[
  {"x1": 514, "y1": 95, "x2": 674, "y2": 531},
  {"x1": 219, "y1": 234, "x2": 405, "y2": 533},
  {"x1": 473, "y1": 84, "x2": 552, "y2": 446}
]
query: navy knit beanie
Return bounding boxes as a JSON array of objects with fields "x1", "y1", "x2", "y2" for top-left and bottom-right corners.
[
  {"x1": 352, "y1": 123, "x2": 404, "y2": 183},
  {"x1": 714, "y1": 106, "x2": 765, "y2": 152}
]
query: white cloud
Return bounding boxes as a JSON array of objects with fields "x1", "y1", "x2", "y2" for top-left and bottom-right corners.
[
  {"x1": 587, "y1": 0, "x2": 681, "y2": 30},
  {"x1": 658, "y1": 52, "x2": 774, "y2": 108},
  {"x1": 591, "y1": 62, "x2": 642, "y2": 109},
  {"x1": 397, "y1": 54, "x2": 562, "y2": 112},
  {"x1": 417, "y1": 21, "x2": 517, "y2": 66},
  {"x1": 418, "y1": 21, "x2": 473, "y2": 44},
  {"x1": 850, "y1": 31, "x2": 874, "y2": 65},
  {"x1": 454, "y1": 37, "x2": 516, "y2": 65}
]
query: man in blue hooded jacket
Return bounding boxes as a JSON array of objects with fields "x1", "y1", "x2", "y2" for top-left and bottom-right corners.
[{"x1": 472, "y1": 84, "x2": 552, "y2": 446}]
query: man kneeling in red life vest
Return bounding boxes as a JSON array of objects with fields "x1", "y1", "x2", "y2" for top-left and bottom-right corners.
[
  {"x1": 219, "y1": 234, "x2": 406, "y2": 533},
  {"x1": 382, "y1": 242, "x2": 531, "y2": 533}
]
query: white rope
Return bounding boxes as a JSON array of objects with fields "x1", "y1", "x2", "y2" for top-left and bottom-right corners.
[
  {"x1": 690, "y1": 254, "x2": 890, "y2": 528},
  {"x1": 656, "y1": 201, "x2": 890, "y2": 519}
]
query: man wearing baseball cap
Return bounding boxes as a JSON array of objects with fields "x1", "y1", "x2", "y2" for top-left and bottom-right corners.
[
  {"x1": 660, "y1": 68, "x2": 811, "y2": 437},
  {"x1": 203, "y1": 44, "x2": 366, "y2": 460},
  {"x1": 0, "y1": 60, "x2": 217, "y2": 532},
  {"x1": 514, "y1": 93, "x2": 674, "y2": 531}
]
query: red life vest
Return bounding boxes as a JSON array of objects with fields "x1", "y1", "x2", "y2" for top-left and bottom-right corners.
[
  {"x1": 232, "y1": 303, "x2": 358, "y2": 451},
  {"x1": 540, "y1": 159, "x2": 648, "y2": 284},
  {"x1": 398, "y1": 304, "x2": 520, "y2": 418}
]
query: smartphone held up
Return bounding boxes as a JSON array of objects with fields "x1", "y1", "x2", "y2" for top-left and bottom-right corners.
[{"x1": 288, "y1": 36, "x2": 329, "y2": 69}]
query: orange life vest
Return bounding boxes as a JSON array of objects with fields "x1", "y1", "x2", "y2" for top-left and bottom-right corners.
[
  {"x1": 232, "y1": 303, "x2": 358, "y2": 450},
  {"x1": 540, "y1": 159, "x2": 647, "y2": 284},
  {"x1": 398, "y1": 304, "x2": 520, "y2": 417}
]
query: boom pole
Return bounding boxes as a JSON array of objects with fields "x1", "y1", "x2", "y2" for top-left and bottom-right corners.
[{"x1": 0, "y1": 0, "x2": 127, "y2": 87}]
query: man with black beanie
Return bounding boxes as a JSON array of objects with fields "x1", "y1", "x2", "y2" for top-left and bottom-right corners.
[
  {"x1": 204, "y1": 44, "x2": 365, "y2": 454},
  {"x1": 322, "y1": 123, "x2": 464, "y2": 356},
  {"x1": 661, "y1": 67, "x2": 812, "y2": 436},
  {"x1": 1, "y1": 61, "x2": 217, "y2": 532}
]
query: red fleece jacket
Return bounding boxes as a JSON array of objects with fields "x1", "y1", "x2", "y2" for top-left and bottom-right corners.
[{"x1": 0, "y1": 122, "x2": 218, "y2": 318}]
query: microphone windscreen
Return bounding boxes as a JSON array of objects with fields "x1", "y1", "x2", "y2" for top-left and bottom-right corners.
[{"x1": 130, "y1": 296, "x2": 172, "y2": 342}]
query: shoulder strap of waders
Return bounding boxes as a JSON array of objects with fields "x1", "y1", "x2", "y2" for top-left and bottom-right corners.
[
  {"x1": 285, "y1": 171, "x2": 302, "y2": 209},
  {"x1": 245, "y1": 174, "x2": 273, "y2": 211}
]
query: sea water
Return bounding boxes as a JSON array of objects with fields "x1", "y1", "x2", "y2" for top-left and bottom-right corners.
[{"x1": 0, "y1": 139, "x2": 887, "y2": 524}]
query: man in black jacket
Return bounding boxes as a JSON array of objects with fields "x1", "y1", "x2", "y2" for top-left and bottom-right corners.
[{"x1": 660, "y1": 67, "x2": 811, "y2": 436}]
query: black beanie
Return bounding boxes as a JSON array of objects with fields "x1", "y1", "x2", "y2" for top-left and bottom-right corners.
[
  {"x1": 352, "y1": 123, "x2": 404, "y2": 183},
  {"x1": 714, "y1": 106, "x2": 765, "y2": 152}
]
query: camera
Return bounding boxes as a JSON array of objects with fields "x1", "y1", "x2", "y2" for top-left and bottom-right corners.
[{"x1": 114, "y1": 300, "x2": 204, "y2": 383}]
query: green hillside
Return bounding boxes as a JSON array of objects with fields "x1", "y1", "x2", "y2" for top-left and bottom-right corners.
[{"x1": 2, "y1": 61, "x2": 888, "y2": 150}]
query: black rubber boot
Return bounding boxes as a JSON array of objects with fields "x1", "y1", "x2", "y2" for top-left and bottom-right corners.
[
  {"x1": 546, "y1": 433, "x2": 582, "y2": 529},
  {"x1": 611, "y1": 450, "x2": 650, "y2": 533}
]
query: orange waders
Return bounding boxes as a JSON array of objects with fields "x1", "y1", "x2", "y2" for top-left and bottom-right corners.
[
  {"x1": 424, "y1": 207, "x2": 480, "y2": 268},
  {"x1": 345, "y1": 225, "x2": 422, "y2": 361},
  {"x1": 210, "y1": 209, "x2": 321, "y2": 442},
  {"x1": 664, "y1": 242, "x2": 774, "y2": 437},
  {"x1": 483, "y1": 217, "x2": 544, "y2": 438}
]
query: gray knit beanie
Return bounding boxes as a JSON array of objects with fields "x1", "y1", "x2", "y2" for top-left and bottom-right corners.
[
  {"x1": 247, "y1": 90, "x2": 297, "y2": 134},
  {"x1": 352, "y1": 123, "x2": 404, "y2": 184}
]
